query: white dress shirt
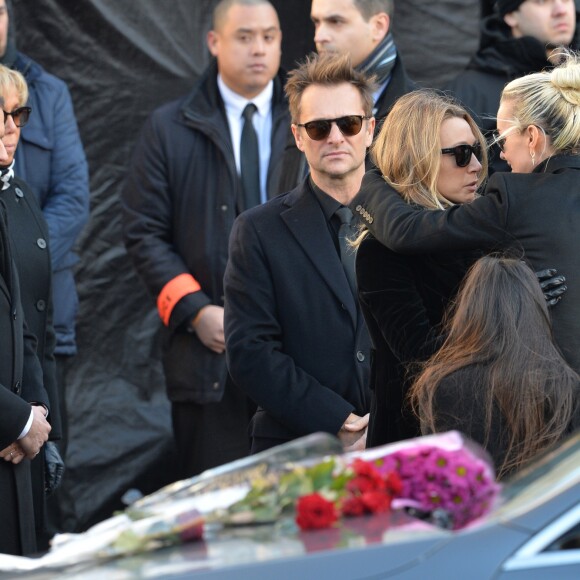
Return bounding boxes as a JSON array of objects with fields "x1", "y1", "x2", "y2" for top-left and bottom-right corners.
[{"x1": 218, "y1": 75, "x2": 273, "y2": 204}]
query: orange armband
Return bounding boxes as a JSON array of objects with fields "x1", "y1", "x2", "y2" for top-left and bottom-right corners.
[{"x1": 157, "y1": 273, "x2": 201, "y2": 326}]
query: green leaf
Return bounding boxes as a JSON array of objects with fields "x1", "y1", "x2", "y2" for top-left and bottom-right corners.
[{"x1": 306, "y1": 459, "x2": 337, "y2": 490}]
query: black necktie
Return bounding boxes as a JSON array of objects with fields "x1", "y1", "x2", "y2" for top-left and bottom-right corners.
[
  {"x1": 240, "y1": 103, "x2": 260, "y2": 210},
  {"x1": 335, "y1": 206, "x2": 357, "y2": 298}
]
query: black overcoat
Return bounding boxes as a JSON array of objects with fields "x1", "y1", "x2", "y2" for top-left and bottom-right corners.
[
  {"x1": 0, "y1": 202, "x2": 48, "y2": 555},
  {"x1": 2, "y1": 178, "x2": 58, "y2": 436},
  {"x1": 1, "y1": 176, "x2": 59, "y2": 539},
  {"x1": 122, "y1": 60, "x2": 290, "y2": 404},
  {"x1": 224, "y1": 180, "x2": 372, "y2": 446}
]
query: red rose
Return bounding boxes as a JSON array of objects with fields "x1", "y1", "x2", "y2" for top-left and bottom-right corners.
[
  {"x1": 384, "y1": 471, "x2": 403, "y2": 496},
  {"x1": 341, "y1": 495, "x2": 366, "y2": 517},
  {"x1": 296, "y1": 493, "x2": 338, "y2": 531},
  {"x1": 347, "y1": 459, "x2": 386, "y2": 494},
  {"x1": 361, "y1": 491, "x2": 392, "y2": 514}
]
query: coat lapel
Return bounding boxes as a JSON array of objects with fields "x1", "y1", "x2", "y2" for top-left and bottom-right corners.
[{"x1": 281, "y1": 185, "x2": 358, "y2": 327}]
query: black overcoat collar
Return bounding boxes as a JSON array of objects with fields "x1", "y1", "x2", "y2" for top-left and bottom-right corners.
[{"x1": 280, "y1": 182, "x2": 358, "y2": 328}]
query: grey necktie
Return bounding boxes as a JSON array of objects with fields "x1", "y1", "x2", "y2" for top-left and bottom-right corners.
[
  {"x1": 335, "y1": 206, "x2": 357, "y2": 297},
  {"x1": 240, "y1": 103, "x2": 260, "y2": 210}
]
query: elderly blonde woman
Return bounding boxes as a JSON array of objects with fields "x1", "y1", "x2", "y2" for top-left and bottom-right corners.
[
  {"x1": 354, "y1": 50, "x2": 580, "y2": 389},
  {"x1": 0, "y1": 64, "x2": 57, "y2": 553}
]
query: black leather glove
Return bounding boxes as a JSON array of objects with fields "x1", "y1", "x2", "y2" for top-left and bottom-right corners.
[
  {"x1": 44, "y1": 441, "x2": 65, "y2": 497},
  {"x1": 535, "y1": 268, "x2": 567, "y2": 307}
]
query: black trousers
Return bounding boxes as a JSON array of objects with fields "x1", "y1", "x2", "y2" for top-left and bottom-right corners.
[{"x1": 171, "y1": 376, "x2": 255, "y2": 478}]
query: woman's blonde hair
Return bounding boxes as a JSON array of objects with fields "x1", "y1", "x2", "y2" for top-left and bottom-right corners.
[
  {"x1": 500, "y1": 50, "x2": 580, "y2": 155},
  {"x1": 0, "y1": 64, "x2": 28, "y2": 108},
  {"x1": 371, "y1": 89, "x2": 488, "y2": 210}
]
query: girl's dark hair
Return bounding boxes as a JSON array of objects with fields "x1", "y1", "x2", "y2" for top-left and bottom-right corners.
[{"x1": 410, "y1": 255, "x2": 579, "y2": 478}]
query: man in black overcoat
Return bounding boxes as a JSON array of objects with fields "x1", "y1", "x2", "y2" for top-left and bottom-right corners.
[{"x1": 224, "y1": 54, "x2": 374, "y2": 453}]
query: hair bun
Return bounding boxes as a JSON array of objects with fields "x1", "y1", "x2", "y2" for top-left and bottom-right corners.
[{"x1": 550, "y1": 55, "x2": 580, "y2": 106}]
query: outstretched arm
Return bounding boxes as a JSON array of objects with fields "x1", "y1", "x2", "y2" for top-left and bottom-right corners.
[{"x1": 351, "y1": 169, "x2": 512, "y2": 254}]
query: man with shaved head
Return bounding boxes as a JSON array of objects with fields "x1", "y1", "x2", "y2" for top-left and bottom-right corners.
[{"x1": 123, "y1": 0, "x2": 290, "y2": 477}]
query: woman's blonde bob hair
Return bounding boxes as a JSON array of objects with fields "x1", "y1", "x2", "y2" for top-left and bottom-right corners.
[
  {"x1": 499, "y1": 50, "x2": 580, "y2": 156},
  {"x1": 371, "y1": 89, "x2": 488, "y2": 210},
  {"x1": 0, "y1": 63, "x2": 28, "y2": 108}
]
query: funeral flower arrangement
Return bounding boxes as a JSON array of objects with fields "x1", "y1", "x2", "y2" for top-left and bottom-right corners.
[
  {"x1": 0, "y1": 432, "x2": 501, "y2": 574},
  {"x1": 217, "y1": 435, "x2": 500, "y2": 532}
]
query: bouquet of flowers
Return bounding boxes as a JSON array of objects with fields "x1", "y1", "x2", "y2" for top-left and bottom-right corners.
[
  {"x1": 0, "y1": 432, "x2": 500, "y2": 575},
  {"x1": 213, "y1": 455, "x2": 404, "y2": 531},
  {"x1": 371, "y1": 442, "x2": 500, "y2": 530},
  {"x1": 218, "y1": 431, "x2": 499, "y2": 532}
]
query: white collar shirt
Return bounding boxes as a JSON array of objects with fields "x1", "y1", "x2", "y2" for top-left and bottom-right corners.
[{"x1": 218, "y1": 75, "x2": 274, "y2": 204}]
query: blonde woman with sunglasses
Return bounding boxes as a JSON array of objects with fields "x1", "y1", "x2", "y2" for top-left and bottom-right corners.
[{"x1": 354, "y1": 89, "x2": 490, "y2": 448}]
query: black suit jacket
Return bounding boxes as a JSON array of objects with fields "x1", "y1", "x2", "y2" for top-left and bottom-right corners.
[
  {"x1": 352, "y1": 156, "x2": 580, "y2": 373},
  {"x1": 224, "y1": 179, "x2": 371, "y2": 445}
]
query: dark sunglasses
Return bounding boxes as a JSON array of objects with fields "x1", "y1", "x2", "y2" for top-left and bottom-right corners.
[
  {"x1": 3, "y1": 106, "x2": 32, "y2": 128},
  {"x1": 296, "y1": 115, "x2": 369, "y2": 141},
  {"x1": 440, "y1": 143, "x2": 482, "y2": 167}
]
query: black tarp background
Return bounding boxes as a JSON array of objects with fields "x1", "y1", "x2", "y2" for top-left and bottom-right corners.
[{"x1": 9, "y1": 0, "x2": 486, "y2": 531}]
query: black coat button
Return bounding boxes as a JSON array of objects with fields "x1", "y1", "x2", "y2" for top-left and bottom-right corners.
[
  {"x1": 14, "y1": 380, "x2": 21, "y2": 394},
  {"x1": 37, "y1": 238, "x2": 47, "y2": 249},
  {"x1": 36, "y1": 299, "x2": 46, "y2": 311},
  {"x1": 356, "y1": 351, "x2": 365, "y2": 362}
]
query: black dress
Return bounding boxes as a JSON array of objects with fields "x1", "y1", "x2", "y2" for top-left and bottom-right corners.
[{"x1": 356, "y1": 234, "x2": 476, "y2": 447}]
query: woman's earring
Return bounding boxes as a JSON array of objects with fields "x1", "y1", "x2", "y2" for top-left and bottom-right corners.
[{"x1": 530, "y1": 149, "x2": 536, "y2": 167}]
